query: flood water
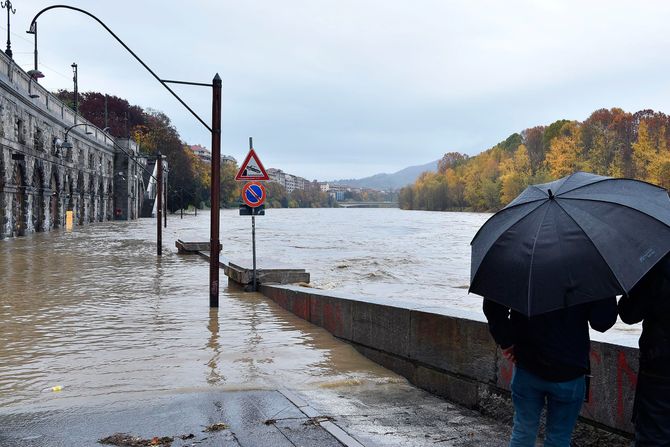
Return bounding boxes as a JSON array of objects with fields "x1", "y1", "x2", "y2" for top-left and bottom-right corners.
[{"x1": 0, "y1": 208, "x2": 639, "y2": 413}]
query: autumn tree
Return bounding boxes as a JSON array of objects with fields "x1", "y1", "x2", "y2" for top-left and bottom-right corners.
[
  {"x1": 522, "y1": 126, "x2": 545, "y2": 173},
  {"x1": 545, "y1": 121, "x2": 585, "y2": 178},
  {"x1": 500, "y1": 144, "x2": 532, "y2": 204}
]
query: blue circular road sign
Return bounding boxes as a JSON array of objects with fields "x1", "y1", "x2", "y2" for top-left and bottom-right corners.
[{"x1": 242, "y1": 182, "x2": 266, "y2": 208}]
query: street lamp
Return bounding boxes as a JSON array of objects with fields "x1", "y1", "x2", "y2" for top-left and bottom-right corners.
[
  {"x1": 26, "y1": 69, "x2": 44, "y2": 99},
  {"x1": 1, "y1": 1, "x2": 15, "y2": 59},
  {"x1": 61, "y1": 122, "x2": 93, "y2": 152},
  {"x1": 28, "y1": 5, "x2": 223, "y2": 308}
]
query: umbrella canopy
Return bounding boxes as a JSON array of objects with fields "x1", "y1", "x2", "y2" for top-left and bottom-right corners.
[{"x1": 470, "y1": 171, "x2": 670, "y2": 316}]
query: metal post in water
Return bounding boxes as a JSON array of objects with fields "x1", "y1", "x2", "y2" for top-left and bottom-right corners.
[
  {"x1": 156, "y1": 152, "x2": 163, "y2": 256},
  {"x1": 252, "y1": 214, "x2": 257, "y2": 291},
  {"x1": 209, "y1": 74, "x2": 222, "y2": 308},
  {"x1": 163, "y1": 173, "x2": 167, "y2": 228}
]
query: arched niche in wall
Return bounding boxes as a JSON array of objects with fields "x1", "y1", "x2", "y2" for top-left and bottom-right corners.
[
  {"x1": 107, "y1": 179, "x2": 113, "y2": 220},
  {"x1": 88, "y1": 175, "x2": 95, "y2": 223},
  {"x1": 0, "y1": 149, "x2": 5, "y2": 238},
  {"x1": 76, "y1": 171, "x2": 84, "y2": 226},
  {"x1": 31, "y1": 162, "x2": 45, "y2": 232},
  {"x1": 11, "y1": 162, "x2": 26, "y2": 237},
  {"x1": 98, "y1": 178, "x2": 104, "y2": 222},
  {"x1": 50, "y1": 170, "x2": 60, "y2": 229}
]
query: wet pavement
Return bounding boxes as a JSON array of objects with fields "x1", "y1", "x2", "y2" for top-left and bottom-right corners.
[{"x1": 0, "y1": 386, "x2": 512, "y2": 446}]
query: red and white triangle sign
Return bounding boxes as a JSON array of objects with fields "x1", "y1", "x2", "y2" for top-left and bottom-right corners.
[{"x1": 235, "y1": 148, "x2": 269, "y2": 181}]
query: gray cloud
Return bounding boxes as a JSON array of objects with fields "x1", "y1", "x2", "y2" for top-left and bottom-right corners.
[{"x1": 11, "y1": 0, "x2": 670, "y2": 179}]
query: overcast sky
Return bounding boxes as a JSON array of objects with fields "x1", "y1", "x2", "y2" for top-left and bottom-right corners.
[{"x1": 7, "y1": 1, "x2": 670, "y2": 180}]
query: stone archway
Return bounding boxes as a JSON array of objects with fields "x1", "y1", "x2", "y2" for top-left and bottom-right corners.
[
  {"x1": 88, "y1": 175, "x2": 95, "y2": 223},
  {"x1": 76, "y1": 172, "x2": 85, "y2": 226},
  {"x1": 107, "y1": 180, "x2": 113, "y2": 220},
  {"x1": 11, "y1": 163, "x2": 26, "y2": 237},
  {"x1": 98, "y1": 178, "x2": 104, "y2": 222},
  {"x1": 0, "y1": 151, "x2": 5, "y2": 239},
  {"x1": 31, "y1": 165, "x2": 45, "y2": 232},
  {"x1": 50, "y1": 171, "x2": 60, "y2": 229},
  {"x1": 66, "y1": 173, "x2": 74, "y2": 225}
]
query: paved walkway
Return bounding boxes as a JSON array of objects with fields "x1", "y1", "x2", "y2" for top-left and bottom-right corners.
[{"x1": 0, "y1": 386, "x2": 511, "y2": 446}]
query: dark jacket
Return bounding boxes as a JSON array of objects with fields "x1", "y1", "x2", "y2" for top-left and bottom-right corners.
[
  {"x1": 619, "y1": 256, "x2": 670, "y2": 374},
  {"x1": 483, "y1": 297, "x2": 617, "y2": 382}
]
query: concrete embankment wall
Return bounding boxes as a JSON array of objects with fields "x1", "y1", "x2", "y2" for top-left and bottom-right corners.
[{"x1": 259, "y1": 284, "x2": 638, "y2": 436}]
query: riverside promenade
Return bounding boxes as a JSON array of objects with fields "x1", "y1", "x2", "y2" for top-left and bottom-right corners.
[{"x1": 0, "y1": 215, "x2": 633, "y2": 446}]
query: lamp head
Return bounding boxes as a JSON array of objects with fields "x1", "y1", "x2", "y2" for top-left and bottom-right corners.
[{"x1": 27, "y1": 69, "x2": 44, "y2": 79}]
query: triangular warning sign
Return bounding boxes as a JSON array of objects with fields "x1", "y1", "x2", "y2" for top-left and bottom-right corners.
[{"x1": 235, "y1": 148, "x2": 269, "y2": 181}]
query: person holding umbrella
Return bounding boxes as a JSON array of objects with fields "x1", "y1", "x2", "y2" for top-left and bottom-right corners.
[
  {"x1": 483, "y1": 296, "x2": 617, "y2": 446},
  {"x1": 618, "y1": 254, "x2": 670, "y2": 446},
  {"x1": 471, "y1": 172, "x2": 670, "y2": 446}
]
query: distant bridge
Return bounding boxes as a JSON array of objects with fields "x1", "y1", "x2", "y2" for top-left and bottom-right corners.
[{"x1": 337, "y1": 201, "x2": 399, "y2": 208}]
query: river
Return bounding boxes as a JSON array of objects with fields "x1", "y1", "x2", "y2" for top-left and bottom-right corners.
[{"x1": 0, "y1": 208, "x2": 639, "y2": 413}]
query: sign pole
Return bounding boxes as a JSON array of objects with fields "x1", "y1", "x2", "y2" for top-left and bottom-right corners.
[
  {"x1": 252, "y1": 214, "x2": 257, "y2": 291},
  {"x1": 249, "y1": 136, "x2": 257, "y2": 291}
]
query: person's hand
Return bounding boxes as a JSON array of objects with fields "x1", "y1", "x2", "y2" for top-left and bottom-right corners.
[{"x1": 502, "y1": 345, "x2": 516, "y2": 363}]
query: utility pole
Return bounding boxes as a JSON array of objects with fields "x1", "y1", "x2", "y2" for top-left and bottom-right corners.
[
  {"x1": 71, "y1": 62, "x2": 78, "y2": 121},
  {"x1": 156, "y1": 153, "x2": 163, "y2": 256}
]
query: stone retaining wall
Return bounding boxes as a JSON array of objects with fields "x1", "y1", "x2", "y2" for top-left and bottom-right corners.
[{"x1": 259, "y1": 284, "x2": 638, "y2": 436}]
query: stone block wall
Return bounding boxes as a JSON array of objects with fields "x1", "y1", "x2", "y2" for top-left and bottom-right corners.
[{"x1": 0, "y1": 50, "x2": 144, "y2": 238}]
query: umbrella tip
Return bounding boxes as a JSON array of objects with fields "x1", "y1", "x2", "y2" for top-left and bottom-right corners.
[{"x1": 548, "y1": 189, "x2": 554, "y2": 199}]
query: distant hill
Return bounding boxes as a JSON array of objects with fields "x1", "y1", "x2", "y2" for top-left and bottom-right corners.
[{"x1": 330, "y1": 160, "x2": 439, "y2": 190}]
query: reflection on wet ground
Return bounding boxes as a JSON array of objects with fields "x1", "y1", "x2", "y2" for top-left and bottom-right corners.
[{"x1": 0, "y1": 216, "x2": 397, "y2": 413}]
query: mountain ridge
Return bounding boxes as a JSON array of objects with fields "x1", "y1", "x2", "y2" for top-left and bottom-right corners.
[{"x1": 328, "y1": 160, "x2": 438, "y2": 190}]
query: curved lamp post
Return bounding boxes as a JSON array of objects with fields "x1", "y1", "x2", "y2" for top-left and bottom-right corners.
[
  {"x1": 61, "y1": 122, "x2": 92, "y2": 152},
  {"x1": 28, "y1": 5, "x2": 223, "y2": 307}
]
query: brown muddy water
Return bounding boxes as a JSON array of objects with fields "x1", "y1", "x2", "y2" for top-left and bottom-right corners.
[
  {"x1": 0, "y1": 208, "x2": 640, "y2": 413},
  {"x1": 0, "y1": 211, "x2": 400, "y2": 414}
]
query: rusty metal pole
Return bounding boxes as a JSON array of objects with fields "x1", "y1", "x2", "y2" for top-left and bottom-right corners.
[
  {"x1": 210, "y1": 74, "x2": 222, "y2": 308},
  {"x1": 156, "y1": 152, "x2": 163, "y2": 256},
  {"x1": 163, "y1": 171, "x2": 167, "y2": 228}
]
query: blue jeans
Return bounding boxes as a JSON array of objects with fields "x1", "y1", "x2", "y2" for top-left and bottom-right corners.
[{"x1": 510, "y1": 366, "x2": 586, "y2": 447}]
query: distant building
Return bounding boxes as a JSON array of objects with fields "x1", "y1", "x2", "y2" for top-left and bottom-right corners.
[
  {"x1": 189, "y1": 144, "x2": 211, "y2": 163},
  {"x1": 319, "y1": 183, "x2": 348, "y2": 201},
  {"x1": 189, "y1": 145, "x2": 236, "y2": 165},
  {"x1": 267, "y1": 168, "x2": 307, "y2": 193}
]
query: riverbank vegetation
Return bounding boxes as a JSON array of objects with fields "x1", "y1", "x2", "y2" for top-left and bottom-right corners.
[{"x1": 399, "y1": 108, "x2": 670, "y2": 212}]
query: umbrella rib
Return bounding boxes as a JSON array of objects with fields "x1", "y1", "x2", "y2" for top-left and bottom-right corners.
[
  {"x1": 526, "y1": 203, "x2": 552, "y2": 316},
  {"x1": 502, "y1": 197, "x2": 547, "y2": 212},
  {"x1": 552, "y1": 199, "x2": 628, "y2": 294},
  {"x1": 470, "y1": 200, "x2": 547, "y2": 246},
  {"x1": 555, "y1": 177, "x2": 667, "y2": 196},
  {"x1": 556, "y1": 196, "x2": 670, "y2": 230}
]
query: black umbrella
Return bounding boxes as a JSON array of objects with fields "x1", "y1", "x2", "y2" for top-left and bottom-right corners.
[{"x1": 470, "y1": 171, "x2": 670, "y2": 316}]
